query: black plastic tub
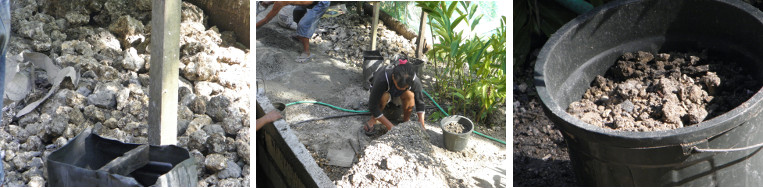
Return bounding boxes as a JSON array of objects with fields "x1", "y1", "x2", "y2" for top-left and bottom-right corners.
[
  {"x1": 46, "y1": 128, "x2": 197, "y2": 186},
  {"x1": 363, "y1": 50, "x2": 385, "y2": 89},
  {"x1": 535, "y1": 0, "x2": 763, "y2": 186}
]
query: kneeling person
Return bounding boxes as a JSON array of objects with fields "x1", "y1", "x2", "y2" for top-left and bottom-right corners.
[{"x1": 364, "y1": 62, "x2": 426, "y2": 135}]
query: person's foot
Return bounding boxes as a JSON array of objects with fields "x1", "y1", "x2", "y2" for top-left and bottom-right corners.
[{"x1": 296, "y1": 53, "x2": 314, "y2": 62}]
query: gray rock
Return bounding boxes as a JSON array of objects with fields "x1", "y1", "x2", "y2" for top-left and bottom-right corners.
[
  {"x1": 24, "y1": 124, "x2": 44, "y2": 140},
  {"x1": 236, "y1": 128, "x2": 250, "y2": 163},
  {"x1": 108, "y1": 15, "x2": 144, "y2": 37},
  {"x1": 21, "y1": 136, "x2": 42, "y2": 153},
  {"x1": 195, "y1": 81, "x2": 224, "y2": 97},
  {"x1": 18, "y1": 111, "x2": 40, "y2": 126},
  {"x1": 188, "y1": 130, "x2": 208, "y2": 152},
  {"x1": 45, "y1": 116, "x2": 68, "y2": 142},
  {"x1": 202, "y1": 124, "x2": 225, "y2": 135},
  {"x1": 190, "y1": 96, "x2": 207, "y2": 114},
  {"x1": 222, "y1": 117, "x2": 242, "y2": 136},
  {"x1": 29, "y1": 158, "x2": 43, "y2": 169},
  {"x1": 620, "y1": 100, "x2": 635, "y2": 113},
  {"x1": 28, "y1": 176, "x2": 44, "y2": 187},
  {"x1": 8, "y1": 125, "x2": 29, "y2": 139},
  {"x1": 204, "y1": 154, "x2": 227, "y2": 172},
  {"x1": 115, "y1": 88, "x2": 130, "y2": 110},
  {"x1": 178, "y1": 106, "x2": 193, "y2": 136},
  {"x1": 61, "y1": 40, "x2": 94, "y2": 56},
  {"x1": 104, "y1": 118, "x2": 119, "y2": 129},
  {"x1": 206, "y1": 95, "x2": 231, "y2": 122},
  {"x1": 121, "y1": 47, "x2": 145, "y2": 72},
  {"x1": 190, "y1": 149, "x2": 205, "y2": 177},
  {"x1": 87, "y1": 82, "x2": 119, "y2": 108},
  {"x1": 54, "y1": 137, "x2": 68, "y2": 148},
  {"x1": 83, "y1": 105, "x2": 108, "y2": 122},
  {"x1": 217, "y1": 160, "x2": 242, "y2": 179},
  {"x1": 180, "y1": 93, "x2": 196, "y2": 107},
  {"x1": 206, "y1": 133, "x2": 228, "y2": 153},
  {"x1": 186, "y1": 114, "x2": 213, "y2": 135},
  {"x1": 182, "y1": 53, "x2": 219, "y2": 81},
  {"x1": 178, "y1": 86, "x2": 192, "y2": 100},
  {"x1": 217, "y1": 178, "x2": 242, "y2": 187}
]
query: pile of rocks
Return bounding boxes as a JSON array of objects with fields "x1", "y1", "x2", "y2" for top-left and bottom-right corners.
[
  {"x1": 312, "y1": 11, "x2": 419, "y2": 66},
  {"x1": 0, "y1": 0, "x2": 250, "y2": 186}
]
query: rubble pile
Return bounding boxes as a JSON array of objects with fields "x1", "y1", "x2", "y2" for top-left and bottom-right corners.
[
  {"x1": 0, "y1": 0, "x2": 250, "y2": 186},
  {"x1": 313, "y1": 11, "x2": 419, "y2": 66}
]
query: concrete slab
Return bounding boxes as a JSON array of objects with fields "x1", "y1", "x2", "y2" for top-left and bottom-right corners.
[{"x1": 327, "y1": 148, "x2": 354, "y2": 167}]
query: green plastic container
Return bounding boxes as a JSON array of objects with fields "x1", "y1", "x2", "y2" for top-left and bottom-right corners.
[{"x1": 440, "y1": 115, "x2": 474, "y2": 152}]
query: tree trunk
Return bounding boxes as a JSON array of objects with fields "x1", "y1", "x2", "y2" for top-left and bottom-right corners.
[{"x1": 185, "y1": 0, "x2": 250, "y2": 47}]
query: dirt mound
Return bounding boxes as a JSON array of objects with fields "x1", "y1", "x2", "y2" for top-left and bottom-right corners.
[
  {"x1": 336, "y1": 121, "x2": 449, "y2": 187},
  {"x1": 568, "y1": 51, "x2": 761, "y2": 131}
]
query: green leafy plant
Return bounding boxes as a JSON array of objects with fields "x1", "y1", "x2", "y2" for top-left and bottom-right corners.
[{"x1": 417, "y1": 1, "x2": 506, "y2": 126}]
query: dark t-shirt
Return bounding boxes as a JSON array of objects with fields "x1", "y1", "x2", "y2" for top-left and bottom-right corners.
[{"x1": 368, "y1": 68, "x2": 425, "y2": 118}]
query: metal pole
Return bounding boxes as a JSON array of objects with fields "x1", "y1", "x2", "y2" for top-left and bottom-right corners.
[
  {"x1": 370, "y1": 2, "x2": 380, "y2": 51},
  {"x1": 148, "y1": 0, "x2": 180, "y2": 145},
  {"x1": 415, "y1": 11, "x2": 427, "y2": 58}
]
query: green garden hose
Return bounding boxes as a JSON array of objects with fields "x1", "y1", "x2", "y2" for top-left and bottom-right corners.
[
  {"x1": 285, "y1": 101, "x2": 370, "y2": 113},
  {"x1": 284, "y1": 90, "x2": 507, "y2": 145}
]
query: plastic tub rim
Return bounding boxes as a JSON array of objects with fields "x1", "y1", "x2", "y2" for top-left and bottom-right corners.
[
  {"x1": 534, "y1": 0, "x2": 763, "y2": 143},
  {"x1": 439, "y1": 115, "x2": 475, "y2": 135}
]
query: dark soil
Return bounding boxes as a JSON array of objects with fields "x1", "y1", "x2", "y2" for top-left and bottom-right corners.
[
  {"x1": 568, "y1": 51, "x2": 761, "y2": 131},
  {"x1": 444, "y1": 122, "x2": 465, "y2": 133},
  {"x1": 513, "y1": 57, "x2": 577, "y2": 186}
]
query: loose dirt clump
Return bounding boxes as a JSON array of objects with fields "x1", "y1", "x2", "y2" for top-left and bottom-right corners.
[
  {"x1": 568, "y1": 51, "x2": 761, "y2": 131},
  {"x1": 444, "y1": 122, "x2": 465, "y2": 133}
]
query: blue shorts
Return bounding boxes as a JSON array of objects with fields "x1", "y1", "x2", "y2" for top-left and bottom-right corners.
[{"x1": 295, "y1": 1, "x2": 329, "y2": 38}]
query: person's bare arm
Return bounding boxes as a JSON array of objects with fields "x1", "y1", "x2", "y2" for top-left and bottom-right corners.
[
  {"x1": 256, "y1": 111, "x2": 283, "y2": 131},
  {"x1": 256, "y1": 1, "x2": 316, "y2": 28},
  {"x1": 417, "y1": 112, "x2": 425, "y2": 129}
]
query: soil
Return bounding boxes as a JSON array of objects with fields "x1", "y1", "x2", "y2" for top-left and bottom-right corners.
[
  {"x1": 256, "y1": 7, "x2": 506, "y2": 188},
  {"x1": 513, "y1": 52, "x2": 577, "y2": 186},
  {"x1": 444, "y1": 122, "x2": 465, "y2": 134},
  {"x1": 567, "y1": 51, "x2": 761, "y2": 131}
]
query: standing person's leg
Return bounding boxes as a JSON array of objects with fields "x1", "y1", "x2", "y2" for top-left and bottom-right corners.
[
  {"x1": 295, "y1": 1, "x2": 330, "y2": 62},
  {"x1": 401, "y1": 90, "x2": 415, "y2": 122}
]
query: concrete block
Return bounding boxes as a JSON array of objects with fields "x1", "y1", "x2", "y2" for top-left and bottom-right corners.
[{"x1": 328, "y1": 148, "x2": 355, "y2": 167}]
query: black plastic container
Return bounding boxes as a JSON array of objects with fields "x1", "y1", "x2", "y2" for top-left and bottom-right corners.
[
  {"x1": 363, "y1": 50, "x2": 385, "y2": 89},
  {"x1": 535, "y1": 0, "x2": 763, "y2": 186},
  {"x1": 46, "y1": 128, "x2": 197, "y2": 186}
]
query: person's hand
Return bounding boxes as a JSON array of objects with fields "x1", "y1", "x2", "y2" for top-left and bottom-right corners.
[
  {"x1": 256, "y1": 110, "x2": 283, "y2": 131},
  {"x1": 263, "y1": 111, "x2": 282, "y2": 122}
]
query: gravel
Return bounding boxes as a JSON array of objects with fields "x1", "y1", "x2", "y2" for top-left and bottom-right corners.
[
  {"x1": 567, "y1": 51, "x2": 761, "y2": 131},
  {"x1": 443, "y1": 122, "x2": 465, "y2": 134},
  {"x1": 1, "y1": 0, "x2": 250, "y2": 186},
  {"x1": 514, "y1": 58, "x2": 576, "y2": 186}
]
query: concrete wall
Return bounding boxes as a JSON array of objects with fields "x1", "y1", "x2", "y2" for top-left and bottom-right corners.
[{"x1": 256, "y1": 89, "x2": 334, "y2": 188}]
